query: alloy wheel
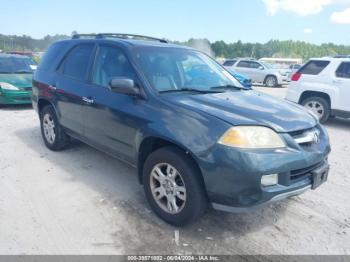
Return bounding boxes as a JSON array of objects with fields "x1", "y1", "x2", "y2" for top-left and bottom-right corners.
[
  {"x1": 150, "y1": 163, "x2": 187, "y2": 214},
  {"x1": 42, "y1": 113, "x2": 56, "y2": 144},
  {"x1": 305, "y1": 101, "x2": 325, "y2": 120},
  {"x1": 266, "y1": 77, "x2": 276, "y2": 87}
]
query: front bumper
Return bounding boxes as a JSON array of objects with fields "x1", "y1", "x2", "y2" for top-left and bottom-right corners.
[
  {"x1": 196, "y1": 124, "x2": 331, "y2": 211},
  {"x1": 213, "y1": 185, "x2": 312, "y2": 213},
  {"x1": 0, "y1": 89, "x2": 32, "y2": 105}
]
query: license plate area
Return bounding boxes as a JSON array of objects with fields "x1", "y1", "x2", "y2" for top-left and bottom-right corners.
[{"x1": 311, "y1": 163, "x2": 329, "y2": 190}]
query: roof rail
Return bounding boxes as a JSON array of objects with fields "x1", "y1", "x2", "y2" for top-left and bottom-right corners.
[
  {"x1": 72, "y1": 33, "x2": 168, "y2": 43},
  {"x1": 333, "y1": 55, "x2": 350, "y2": 58}
]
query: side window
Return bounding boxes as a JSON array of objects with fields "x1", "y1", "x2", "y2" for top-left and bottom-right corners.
[
  {"x1": 223, "y1": 60, "x2": 236, "y2": 67},
  {"x1": 92, "y1": 46, "x2": 136, "y2": 87},
  {"x1": 336, "y1": 62, "x2": 350, "y2": 79},
  {"x1": 299, "y1": 60, "x2": 330, "y2": 75},
  {"x1": 236, "y1": 61, "x2": 250, "y2": 68},
  {"x1": 249, "y1": 62, "x2": 261, "y2": 69},
  {"x1": 62, "y1": 44, "x2": 95, "y2": 81}
]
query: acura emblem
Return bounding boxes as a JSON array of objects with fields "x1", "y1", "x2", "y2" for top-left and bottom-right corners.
[{"x1": 312, "y1": 130, "x2": 320, "y2": 143}]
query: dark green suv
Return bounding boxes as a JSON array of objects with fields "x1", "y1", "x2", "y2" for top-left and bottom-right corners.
[{"x1": 32, "y1": 34, "x2": 331, "y2": 226}]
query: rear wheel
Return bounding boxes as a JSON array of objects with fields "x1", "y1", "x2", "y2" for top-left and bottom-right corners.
[
  {"x1": 301, "y1": 96, "x2": 330, "y2": 123},
  {"x1": 40, "y1": 105, "x2": 70, "y2": 151},
  {"x1": 265, "y1": 76, "x2": 278, "y2": 87},
  {"x1": 143, "y1": 147, "x2": 207, "y2": 226}
]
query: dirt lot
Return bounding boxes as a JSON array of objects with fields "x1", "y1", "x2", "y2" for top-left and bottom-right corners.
[{"x1": 0, "y1": 86, "x2": 349, "y2": 255}]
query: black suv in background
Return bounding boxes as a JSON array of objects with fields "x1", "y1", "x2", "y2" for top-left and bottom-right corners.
[{"x1": 32, "y1": 34, "x2": 330, "y2": 226}]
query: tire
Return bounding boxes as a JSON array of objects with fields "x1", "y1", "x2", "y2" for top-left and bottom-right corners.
[
  {"x1": 143, "y1": 146, "x2": 208, "y2": 226},
  {"x1": 40, "y1": 105, "x2": 70, "y2": 151},
  {"x1": 301, "y1": 96, "x2": 330, "y2": 123},
  {"x1": 264, "y1": 75, "x2": 278, "y2": 87}
]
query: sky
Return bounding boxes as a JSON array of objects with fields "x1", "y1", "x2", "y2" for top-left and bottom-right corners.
[{"x1": 1, "y1": 0, "x2": 350, "y2": 45}]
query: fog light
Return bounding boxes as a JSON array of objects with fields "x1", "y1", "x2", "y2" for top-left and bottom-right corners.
[{"x1": 261, "y1": 174, "x2": 278, "y2": 187}]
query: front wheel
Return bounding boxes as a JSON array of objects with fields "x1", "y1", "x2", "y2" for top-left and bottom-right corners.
[
  {"x1": 143, "y1": 147, "x2": 208, "y2": 226},
  {"x1": 301, "y1": 96, "x2": 330, "y2": 123},
  {"x1": 264, "y1": 76, "x2": 278, "y2": 87}
]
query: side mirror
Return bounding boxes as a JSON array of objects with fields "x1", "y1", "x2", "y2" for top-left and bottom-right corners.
[
  {"x1": 258, "y1": 66, "x2": 264, "y2": 70},
  {"x1": 109, "y1": 78, "x2": 140, "y2": 96}
]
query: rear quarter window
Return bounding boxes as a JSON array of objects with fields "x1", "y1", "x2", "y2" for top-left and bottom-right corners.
[
  {"x1": 299, "y1": 60, "x2": 330, "y2": 75},
  {"x1": 39, "y1": 42, "x2": 71, "y2": 72},
  {"x1": 335, "y1": 62, "x2": 350, "y2": 79}
]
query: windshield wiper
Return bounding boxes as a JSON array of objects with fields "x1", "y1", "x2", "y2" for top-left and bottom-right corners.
[
  {"x1": 159, "y1": 88, "x2": 223, "y2": 94},
  {"x1": 210, "y1": 84, "x2": 247, "y2": 91}
]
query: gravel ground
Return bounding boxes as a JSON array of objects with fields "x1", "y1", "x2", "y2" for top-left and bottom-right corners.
[{"x1": 0, "y1": 86, "x2": 349, "y2": 255}]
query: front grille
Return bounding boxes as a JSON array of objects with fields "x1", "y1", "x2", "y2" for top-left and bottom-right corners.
[
  {"x1": 21, "y1": 87, "x2": 32, "y2": 91},
  {"x1": 289, "y1": 126, "x2": 322, "y2": 150}
]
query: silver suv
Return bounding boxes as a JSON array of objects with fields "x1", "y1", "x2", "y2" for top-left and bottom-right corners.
[{"x1": 223, "y1": 59, "x2": 289, "y2": 87}]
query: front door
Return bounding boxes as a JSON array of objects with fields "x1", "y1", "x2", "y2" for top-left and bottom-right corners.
[
  {"x1": 248, "y1": 61, "x2": 266, "y2": 83},
  {"x1": 83, "y1": 44, "x2": 145, "y2": 163}
]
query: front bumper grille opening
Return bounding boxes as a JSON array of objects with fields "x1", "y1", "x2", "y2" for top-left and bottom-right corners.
[{"x1": 290, "y1": 162, "x2": 323, "y2": 181}]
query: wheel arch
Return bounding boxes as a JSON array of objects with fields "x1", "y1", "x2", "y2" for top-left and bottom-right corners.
[
  {"x1": 136, "y1": 136, "x2": 206, "y2": 189},
  {"x1": 299, "y1": 91, "x2": 331, "y2": 109},
  {"x1": 37, "y1": 98, "x2": 60, "y2": 118}
]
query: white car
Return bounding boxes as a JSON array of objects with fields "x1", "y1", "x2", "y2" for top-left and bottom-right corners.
[
  {"x1": 286, "y1": 57, "x2": 350, "y2": 123},
  {"x1": 223, "y1": 59, "x2": 289, "y2": 87}
]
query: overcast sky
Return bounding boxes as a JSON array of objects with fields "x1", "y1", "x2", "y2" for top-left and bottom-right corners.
[{"x1": 1, "y1": 0, "x2": 350, "y2": 44}]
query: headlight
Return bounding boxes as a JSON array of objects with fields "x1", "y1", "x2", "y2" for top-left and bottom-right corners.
[
  {"x1": 0, "y1": 82, "x2": 19, "y2": 91},
  {"x1": 218, "y1": 126, "x2": 285, "y2": 149}
]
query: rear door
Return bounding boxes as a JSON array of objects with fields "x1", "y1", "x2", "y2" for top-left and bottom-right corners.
[
  {"x1": 56, "y1": 44, "x2": 95, "y2": 135},
  {"x1": 334, "y1": 62, "x2": 350, "y2": 112},
  {"x1": 234, "y1": 60, "x2": 254, "y2": 80}
]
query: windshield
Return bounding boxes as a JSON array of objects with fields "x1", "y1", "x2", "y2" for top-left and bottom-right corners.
[
  {"x1": 133, "y1": 47, "x2": 242, "y2": 93},
  {"x1": 0, "y1": 57, "x2": 35, "y2": 73}
]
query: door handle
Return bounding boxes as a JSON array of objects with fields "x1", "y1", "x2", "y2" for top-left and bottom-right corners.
[{"x1": 82, "y1": 97, "x2": 94, "y2": 104}]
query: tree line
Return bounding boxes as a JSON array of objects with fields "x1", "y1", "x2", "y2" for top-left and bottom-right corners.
[{"x1": 1, "y1": 34, "x2": 349, "y2": 61}]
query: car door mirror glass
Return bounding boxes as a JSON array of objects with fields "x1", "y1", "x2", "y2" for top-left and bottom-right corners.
[
  {"x1": 109, "y1": 78, "x2": 140, "y2": 96},
  {"x1": 259, "y1": 66, "x2": 264, "y2": 70}
]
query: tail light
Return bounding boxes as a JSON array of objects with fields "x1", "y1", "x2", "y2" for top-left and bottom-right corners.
[{"x1": 291, "y1": 73, "x2": 302, "y2": 81}]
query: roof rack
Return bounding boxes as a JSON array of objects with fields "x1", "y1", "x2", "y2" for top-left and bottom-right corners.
[
  {"x1": 333, "y1": 55, "x2": 350, "y2": 58},
  {"x1": 72, "y1": 33, "x2": 168, "y2": 43}
]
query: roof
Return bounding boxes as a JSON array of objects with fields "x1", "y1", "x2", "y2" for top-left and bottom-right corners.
[
  {"x1": 311, "y1": 56, "x2": 350, "y2": 61},
  {"x1": 68, "y1": 33, "x2": 192, "y2": 49},
  {"x1": 260, "y1": 57, "x2": 303, "y2": 63}
]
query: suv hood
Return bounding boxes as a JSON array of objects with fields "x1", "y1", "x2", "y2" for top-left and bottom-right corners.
[{"x1": 163, "y1": 90, "x2": 316, "y2": 133}]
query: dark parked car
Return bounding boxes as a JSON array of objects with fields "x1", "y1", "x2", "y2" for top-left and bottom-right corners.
[{"x1": 32, "y1": 34, "x2": 331, "y2": 226}]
